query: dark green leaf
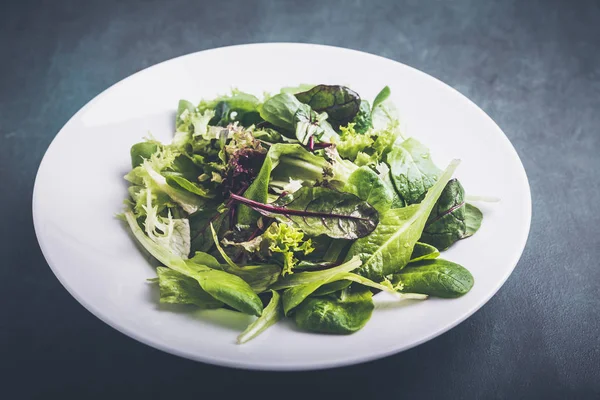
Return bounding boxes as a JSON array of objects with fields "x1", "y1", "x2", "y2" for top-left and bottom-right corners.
[
  {"x1": 195, "y1": 269, "x2": 264, "y2": 316},
  {"x1": 166, "y1": 175, "x2": 214, "y2": 198},
  {"x1": 350, "y1": 100, "x2": 372, "y2": 134},
  {"x1": 392, "y1": 259, "x2": 474, "y2": 298},
  {"x1": 464, "y1": 203, "x2": 483, "y2": 237},
  {"x1": 230, "y1": 186, "x2": 379, "y2": 240},
  {"x1": 295, "y1": 85, "x2": 361, "y2": 128},
  {"x1": 294, "y1": 287, "x2": 374, "y2": 334}
]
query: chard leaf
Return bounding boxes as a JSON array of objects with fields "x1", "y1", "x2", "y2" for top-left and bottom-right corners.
[
  {"x1": 419, "y1": 179, "x2": 484, "y2": 250},
  {"x1": 409, "y1": 242, "x2": 440, "y2": 263},
  {"x1": 345, "y1": 160, "x2": 460, "y2": 281},
  {"x1": 237, "y1": 290, "x2": 282, "y2": 344},
  {"x1": 155, "y1": 267, "x2": 223, "y2": 309},
  {"x1": 388, "y1": 138, "x2": 442, "y2": 205},
  {"x1": 294, "y1": 287, "x2": 374, "y2": 334},
  {"x1": 295, "y1": 85, "x2": 361, "y2": 128},
  {"x1": 391, "y1": 259, "x2": 474, "y2": 298},
  {"x1": 123, "y1": 210, "x2": 263, "y2": 316},
  {"x1": 230, "y1": 187, "x2": 379, "y2": 240}
]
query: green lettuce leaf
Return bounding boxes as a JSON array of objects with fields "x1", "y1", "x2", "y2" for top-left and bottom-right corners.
[
  {"x1": 155, "y1": 267, "x2": 223, "y2": 308},
  {"x1": 237, "y1": 290, "x2": 282, "y2": 344}
]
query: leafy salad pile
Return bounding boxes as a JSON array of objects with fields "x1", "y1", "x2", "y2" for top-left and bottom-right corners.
[{"x1": 121, "y1": 84, "x2": 485, "y2": 343}]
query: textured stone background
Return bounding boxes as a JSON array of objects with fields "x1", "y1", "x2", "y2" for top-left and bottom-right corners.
[{"x1": 1, "y1": 0, "x2": 599, "y2": 398}]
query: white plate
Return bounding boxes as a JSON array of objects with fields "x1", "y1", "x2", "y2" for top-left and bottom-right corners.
[{"x1": 33, "y1": 43, "x2": 531, "y2": 370}]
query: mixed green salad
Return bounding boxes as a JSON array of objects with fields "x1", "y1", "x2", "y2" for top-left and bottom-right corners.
[{"x1": 121, "y1": 84, "x2": 485, "y2": 343}]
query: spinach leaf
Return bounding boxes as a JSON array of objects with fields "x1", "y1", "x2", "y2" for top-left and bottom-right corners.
[
  {"x1": 295, "y1": 85, "x2": 361, "y2": 128},
  {"x1": 230, "y1": 186, "x2": 379, "y2": 240},
  {"x1": 130, "y1": 142, "x2": 159, "y2": 168},
  {"x1": 392, "y1": 259, "x2": 474, "y2": 298},
  {"x1": 464, "y1": 203, "x2": 483, "y2": 237},
  {"x1": 345, "y1": 165, "x2": 396, "y2": 213},
  {"x1": 197, "y1": 91, "x2": 262, "y2": 127},
  {"x1": 260, "y1": 93, "x2": 308, "y2": 132},
  {"x1": 409, "y1": 242, "x2": 440, "y2": 263},
  {"x1": 236, "y1": 151, "x2": 272, "y2": 225},
  {"x1": 388, "y1": 138, "x2": 442, "y2": 205},
  {"x1": 237, "y1": 290, "x2": 283, "y2": 344},
  {"x1": 371, "y1": 86, "x2": 391, "y2": 111},
  {"x1": 294, "y1": 287, "x2": 374, "y2": 334},
  {"x1": 419, "y1": 179, "x2": 484, "y2": 250},
  {"x1": 350, "y1": 100, "x2": 372, "y2": 134},
  {"x1": 344, "y1": 160, "x2": 460, "y2": 281},
  {"x1": 155, "y1": 267, "x2": 223, "y2": 309}
]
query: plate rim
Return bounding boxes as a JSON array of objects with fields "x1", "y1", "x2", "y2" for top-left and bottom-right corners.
[{"x1": 32, "y1": 42, "x2": 532, "y2": 370}]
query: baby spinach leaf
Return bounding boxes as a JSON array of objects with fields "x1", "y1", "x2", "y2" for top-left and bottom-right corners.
[
  {"x1": 260, "y1": 93, "x2": 308, "y2": 132},
  {"x1": 130, "y1": 142, "x2": 159, "y2": 168},
  {"x1": 237, "y1": 290, "x2": 283, "y2": 344},
  {"x1": 420, "y1": 180, "x2": 484, "y2": 250},
  {"x1": 155, "y1": 267, "x2": 223, "y2": 309},
  {"x1": 371, "y1": 86, "x2": 391, "y2": 111},
  {"x1": 295, "y1": 85, "x2": 361, "y2": 128},
  {"x1": 230, "y1": 187, "x2": 379, "y2": 240},
  {"x1": 294, "y1": 287, "x2": 374, "y2": 334},
  {"x1": 350, "y1": 100, "x2": 372, "y2": 134},
  {"x1": 344, "y1": 160, "x2": 460, "y2": 281},
  {"x1": 392, "y1": 259, "x2": 474, "y2": 298},
  {"x1": 388, "y1": 138, "x2": 441, "y2": 205},
  {"x1": 409, "y1": 242, "x2": 440, "y2": 263},
  {"x1": 345, "y1": 166, "x2": 396, "y2": 213},
  {"x1": 464, "y1": 203, "x2": 483, "y2": 237},
  {"x1": 236, "y1": 152, "x2": 272, "y2": 225}
]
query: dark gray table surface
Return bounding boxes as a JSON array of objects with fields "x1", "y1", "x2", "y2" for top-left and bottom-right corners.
[{"x1": 2, "y1": 0, "x2": 599, "y2": 398}]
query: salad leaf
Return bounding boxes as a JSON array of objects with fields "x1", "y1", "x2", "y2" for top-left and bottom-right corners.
[
  {"x1": 345, "y1": 160, "x2": 460, "y2": 281},
  {"x1": 409, "y1": 242, "x2": 440, "y2": 263},
  {"x1": 262, "y1": 222, "x2": 314, "y2": 275},
  {"x1": 166, "y1": 175, "x2": 214, "y2": 198},
  {"x1": 155, "y1": 267, "x2": 223, "y2": 308},
  {"x1": 464, "y1": 203, "x2": 483, "y2": 237},
  {"x1": 123, "y1": 210, "x2": 263, "y2": 315},
  {"x1": 260, "y1": 93, "x2": 308, "y2": 132},
  {"x1": 197, "y1": 91, "x2": 262, "y2": 127},
  {"x1": 270, "y1": 256, "x2": 362, "y2": 290},
  {"x1": 210, "y1": 225, "x2": 281, "y2": 293},
  {"x1": 391, "y1": 259, "x2": 474, "y2": 298},
  {"x1": 236, "y1": 151, "x2": 272, "y2": 225},
  {"x1": 335, "y1": 123, "x2": 374, "y2": 161},
  {"x1": 371, "y1": 86, "x2": 391, "y2": 111},
  {"x1": 420, "y1": 179, "x2": 484, "y2": 250},
  {"x1": 237, "y1": 290, "x2": 283, "y2": 344},
  {"x1": 294, "y1": 287, "x2": 374, "y2": 334},
  {"x1": 130, "y1": 142, "x2": 159, "y2": 168},
  {"x1": 345, "y1": 165, "x2": 396, "y2": 213},
  {"x1": 230, "y1": 186, "x2": 379, "y2": 240},
  {"x1": 388, "y1": 138, "x2": 441, "y2": 205},
  {"x1": 350, "y1": 100, "x2": 372, "y2": 134},
  {"x1": 295, "y1": 85, "x2": 361, "y2": 128}
]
